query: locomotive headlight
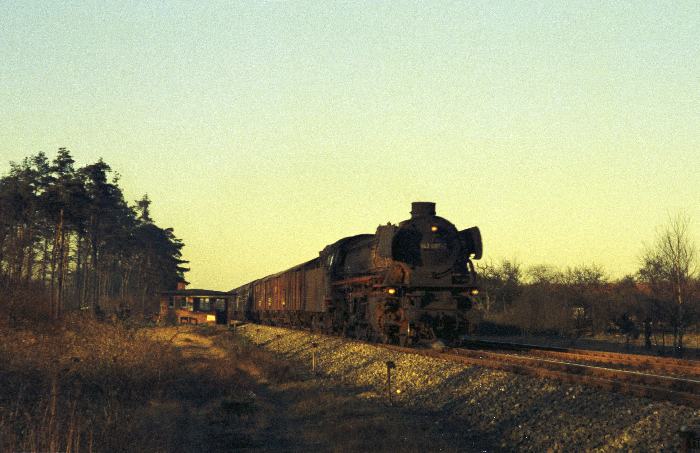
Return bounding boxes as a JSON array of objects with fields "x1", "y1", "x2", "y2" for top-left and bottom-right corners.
[
  {"x1": 431, "y1": 225, "x2": 438, "y2": 232},
  {"x1": 387, "y1": 287, "x2": 397, "y2": 295},
  {"x1": 470, "y1": 289, "x2": 480, "y2": 296}
]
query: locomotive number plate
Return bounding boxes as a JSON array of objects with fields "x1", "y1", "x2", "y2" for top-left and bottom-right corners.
[{"x1": 420, "y1": 242, "x2": 447, "y2": 250}]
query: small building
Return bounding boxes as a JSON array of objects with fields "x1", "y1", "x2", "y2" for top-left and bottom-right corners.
[{"x1": 159, "y1": 285, "x2": 236, "y2": 325}]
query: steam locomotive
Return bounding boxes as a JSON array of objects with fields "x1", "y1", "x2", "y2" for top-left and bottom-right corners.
[{"x1": 230, "y1": 202, "x2": 482, "y2": 345}]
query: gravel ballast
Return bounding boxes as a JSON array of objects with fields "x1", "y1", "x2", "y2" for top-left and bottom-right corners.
[{"x1": 237, "y1": 324, "x2": 698, "y2": 452}]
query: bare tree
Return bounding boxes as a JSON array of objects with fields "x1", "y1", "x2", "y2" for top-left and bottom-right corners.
[
  {"x1": 477, "y1": 259, "x2": 522, "y2": 314},
  {"x1": 562, "y1": 264, "x2": 609, "y2": 336},
  {"x1": 639, "y1": 213, "x2": 698, "y2": 355}
]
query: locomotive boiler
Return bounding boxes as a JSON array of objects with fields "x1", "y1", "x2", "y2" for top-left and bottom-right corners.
[{"x1": 231, "y1": 202, "x2": 482, "y2": 345}]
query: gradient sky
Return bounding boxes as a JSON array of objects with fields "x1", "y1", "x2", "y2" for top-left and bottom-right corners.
[{"x1": 1, "y1": 1, "x2": 698, "y2": 290}]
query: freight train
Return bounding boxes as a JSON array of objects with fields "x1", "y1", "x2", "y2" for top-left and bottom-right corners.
[{"x1": 230, "y1": 202, "x2": 482, "y2": 345}]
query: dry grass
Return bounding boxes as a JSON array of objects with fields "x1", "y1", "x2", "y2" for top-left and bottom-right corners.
[{"x1": 0, "y1": 317, "x2": 270, "y2": 452}]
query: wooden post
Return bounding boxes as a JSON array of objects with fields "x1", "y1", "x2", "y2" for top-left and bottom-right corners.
[{"x1": 386, "y1": 361, "x2": 396, "y2": 405}]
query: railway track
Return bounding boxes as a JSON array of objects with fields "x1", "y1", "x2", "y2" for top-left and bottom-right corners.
[
  {"x1": 461, "y1": 339, "x2": 700, "y2": 377},
  {"x1": 376, "y1": 342, "x2": 700, "y2": 408}
]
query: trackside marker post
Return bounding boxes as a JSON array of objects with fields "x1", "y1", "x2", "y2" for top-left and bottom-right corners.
[
  {"x1": 386, "y1": 360, "x2": 396, "y2": 405},
  {"x1": 311, "y1": 342, "x2": 319, "y2": 373}
]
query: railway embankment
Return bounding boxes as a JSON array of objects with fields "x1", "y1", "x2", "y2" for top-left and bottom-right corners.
[
  {"x1": 1, "y1": 321, "x2": 483, "y2": 452},
  {"x1": 238, "y1": 324, "x2": 700, "y2": 452}
]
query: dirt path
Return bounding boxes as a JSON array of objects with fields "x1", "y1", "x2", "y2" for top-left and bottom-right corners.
[{"x1": 245, "y1": 379, "x2": 486, "y2": 452}]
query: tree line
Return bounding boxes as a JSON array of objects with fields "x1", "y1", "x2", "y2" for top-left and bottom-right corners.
[
  {"x1": 477, "y1": 214, "x2": 699, "y2": 354},
  {"x1": 0, "y1": 149, "x2": 188, "y2": 323}
]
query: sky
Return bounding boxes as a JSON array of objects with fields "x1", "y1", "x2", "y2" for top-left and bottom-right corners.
[{"x1": 1, "y1": 1, "x2": 698, "y2": 290}]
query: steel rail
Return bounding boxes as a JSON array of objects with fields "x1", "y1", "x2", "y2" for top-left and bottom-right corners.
[
  {"x1": 450, "y1": 348, "x2": 700, "y2": 392},
  {"x1": 461, "y1": 339, "x2": 700, "y2": 376},
  {"x1": 523, "y1": 349, "x2": 700, "y2": 376}
]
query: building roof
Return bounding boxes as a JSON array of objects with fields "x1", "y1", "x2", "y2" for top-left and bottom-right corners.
[{"x1": 160, "y1": 289, "x2": 235, "y2": 297}]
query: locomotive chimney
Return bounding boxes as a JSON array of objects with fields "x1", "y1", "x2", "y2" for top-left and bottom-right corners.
[{"x1": 411, "y1": 202, "x2": 436, "y2": 218}]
